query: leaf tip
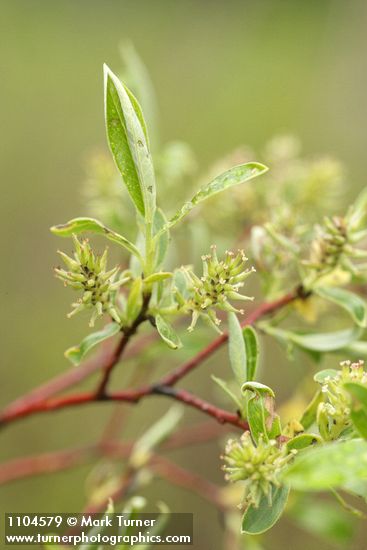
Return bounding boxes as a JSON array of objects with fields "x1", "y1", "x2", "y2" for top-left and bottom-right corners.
[{"x1": 50, "y1": 224, "x2": 64, "y2": 235}]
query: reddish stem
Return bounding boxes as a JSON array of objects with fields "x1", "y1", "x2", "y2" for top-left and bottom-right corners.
[
  {"x1": 0, "y1": 422, "x2": 226, "y2": 486},
  {"x1": 2, "y1": 331, "x2": 157, "y2": 418},
  {"x1": 0, "y1": 290, "x2": 298, "y2": 430},
  {"x1": 0, "y1": 386, "x2": 248, "y2": 431}
]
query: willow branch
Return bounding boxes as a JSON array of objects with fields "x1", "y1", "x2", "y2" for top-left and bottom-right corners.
[
  {"x1": 0, "y1": 385, "x2": 248, "y2": 430},
  {"x1": 2, "y1": 331, "x2": 158, "y2": 420},
  {"x1": 0, "y1": 288, "x2": 300, "y2": 430},
  {"x1": 0, "y1": 422, "x2": 226, "y2": 486}
]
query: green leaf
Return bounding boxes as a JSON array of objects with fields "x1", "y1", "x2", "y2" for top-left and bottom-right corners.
[
  {"x1": 51, "y1": 217, "x2": 143, "y2": 262},
  {"x1": 144, "y1": 272, "x2": 172, "y2": 284},
  {"x1": 282, "y1": 438, "x2": 367, "y2": 491},
  {"x1": 241, "y1": 485, "x2": 289, "y2": 535},
  {"x1": 65, "y1": 323, "x2": 120, "y2": 366},
  {"x1": 130, "y1": 406, "x2": 183, "y2": 468},
  {"x1": 350, "y1": 408, "x2": 367, "y2": 438},
  {"x1": 104, "y1": 65, "x2": 144, "y2": 215},
  {"x1": 104, "y1": 64, "x2": 156, "y2": 222},
  {"x1": 314, "y1": 369, "x2": 339, "y2": 383},
  {"x1": 116, "y1": 496, "x2": 148, "y2": 546},
  {"x1": 315, "y1": 287, "x2": 367, "y2": 327},
  {"x1": 295, "y1": 328, "x2": 364, "y2": 352},
  {"x1": 268, "y1": 414, "x2": 282, "y2": 440},
  {"x1": 155, "y1": 314, "x2": 182, "y2": 349},
  {"x1": 228, "y1": 312, "x2": 247, "y2": 387},
  {"x1": 289, "y1": 496, "x2": 356, "y2": 546},
  {"x1": 261, "y1": 323, "x2": 363, "y2": 353},
  {"x1": 246, "y1": 395, "x2": 269, "y2": 444},
  {"x1": 126, "y1": 278, "x2": 143, "y2": 323},
  {"x1": 286, "y1": 433, "x2": 322, "y2": 451},
  {"x1": 343, "y1": 382, "x2": 367, "y2": 438},
  {"x1": 211, "y1": 375, "x2": 242, "y2": 410},
  {"x1": 242, "y1": 381, "x2": 275, "y2": 398},
  {"x1": 300, "y1": 391, "x2": 322, "y2": 429},
  {"x1": 344, "y1": 381, "x2": 367, "y2": 409},
  {"x1": 158, "y1": 162, "x2": 268, "y2": 235},
  {"x1": 242, "y1": 382, "x2": 277, "y2": 443},
  {"x1": 342, "y1": 339, "x2": 367, "y2": 357},
  {"x1": 243, "y1": 326, "x2": 260, "y2": 381},
  {"x1": 343, "y1": 479, "x2": 367, "y2": 501}
]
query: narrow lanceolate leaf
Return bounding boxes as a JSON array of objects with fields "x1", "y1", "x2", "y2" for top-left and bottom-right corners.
[
  {"x1": 241, "y1": 485, "x2": 289, "y2": 535},
  {"x1": 286, "y1": 433, "x2": 322, "y2": 452},
  {"x1": 261, "y1": 323, "x2": 363, "y2": 353},
  {"x1": 144, "y1": 272, "x2": 172, "y2": 285},
  {"x1": 241, "y1": 381, "x2": 275, "y2": 398},
  {"x1": 158, "y1": 162, "x2": 268, "y2": 235},
  {"x1": 211, "y1": 375, "x2": 242, "y2": 410},
  {"x1": 155, "y1": 314, "x2": 182, "y2": 349},
  {"x1": 243, "y1": 326, "x2": 259, "y2": 381},
  {"x1": 104, "y1": 64, "x2": 156, "y2": 222},
  {"x1": 246, "y1": 395, "x2": 268, "y2": 444},
  {"x1": 228, "y1": 312, "x2": 247, "y2": 387},
  {"x1": 282, "y1": 439, "x2": 367, "y2": 491},
  {"x1": 65, "y1": 323, "x2": 120, "y2": 366},
  {"x1": 315, "y1": 287, "x2": 367, "y2": 327},
  {"x1": 51, "y1": 217, "x2": 143, "y2": 262},
  {"x1": 130, "y1": 406, "x2": 183, "y2": 468},
  {"x1": 300, "y1": 390, "x2": 323, "y2": 429},
  {"x1": 242, "y1": 382, "x2": 278, "y2": 443}
]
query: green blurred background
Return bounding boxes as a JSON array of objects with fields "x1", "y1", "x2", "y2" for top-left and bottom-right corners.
[{"x1": 1, "y1": 1, "x2": 367, "y2": 548}]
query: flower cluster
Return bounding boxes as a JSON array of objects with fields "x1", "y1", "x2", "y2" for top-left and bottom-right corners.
[
  {"x1": 221, "y1": 433, "x2": 295, "y2": 509},
  {"x1": 183, "y1": 247, "x2": 255, "y2": 331},
  {"x1": 317, "y1": 360, "x2": 367, "y2": 440},
  {"x1": 55, "y1": 235, "x2": 128, "y2": 327},
  {"x1": 304, "y1": 214, "x2": 367, "y2": 286}
]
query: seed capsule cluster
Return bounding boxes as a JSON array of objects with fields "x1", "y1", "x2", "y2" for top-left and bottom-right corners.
[
  {"x1": 317, "y1": 360, "x2": 366, "y2": 440},
  {"x1": 55, "y1": 235, "x2": 128, "y2": 327},
  {"x1": 184, "y1": 247, "x2": 255, "y2": 331},
  {"x1": 306, "y1": 215, "x2": 367, "y2": 280},
  {"x1": 222, "y1": 432, "x2": 295, "y2": 509}
]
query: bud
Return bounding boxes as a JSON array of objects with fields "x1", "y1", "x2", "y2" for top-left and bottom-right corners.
[
  {"x1": 221, "y1": 432, "x2": 295, "y2": 509},
  {"x1": 184, "y1": 247, "x2": 255, "y2": 331},
  {"x1": 55, "y1": 235, "x2": 129, "y2": 327},
  {"x1": 317, "y1": 360, "x2": 366, "y2": 440}
]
